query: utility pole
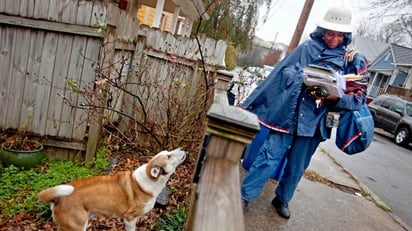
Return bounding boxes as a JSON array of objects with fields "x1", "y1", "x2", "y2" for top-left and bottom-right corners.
[
  {"x1": 270, "y1": 32, "x2": 279, "y2": 49},
  {"x1": 286, "y1": 0, "x2": 314, "y2": 55}
]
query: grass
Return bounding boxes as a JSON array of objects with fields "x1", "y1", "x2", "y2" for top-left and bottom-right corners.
[
  {"x1": 155, "y1": 205, "x2": 188, "y2": 231},
  {"x1": 0, "y1": 148, "x2": 109, "y2": 222},
  {"x1": 304, "y1": 169, "x2": 328, "y2": 183},
  {"x1": 360, "y1": 187, "x2": 371, "y2": 197},
  {"x1": 378, "y1": 204, "x2": 390, "y2": 212}
]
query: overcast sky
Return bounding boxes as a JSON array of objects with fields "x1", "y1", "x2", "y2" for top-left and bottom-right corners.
[{"x1": 255, "y1": 0, "x2": 371, "y2": 45}]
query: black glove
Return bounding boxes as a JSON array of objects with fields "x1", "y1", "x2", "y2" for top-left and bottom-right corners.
[{"x1": 306, "y1": 85, "x2": 329, "y2": 99}]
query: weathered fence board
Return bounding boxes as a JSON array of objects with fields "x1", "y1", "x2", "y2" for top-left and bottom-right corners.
[
  {"x1": 34, "y1": 32, "x2": 57, "y2": 134},
  {"x1": 47, "y1": 0, "x2": 62, "y2": 22},
  {"x1": 0, "y1": 14, "x2": 103, "y2": 38},
  {"x1": 61, "y1": 0, "x2": 79, "y2": 24},
  {"x1": 76, "y1": 0, "x2": 93, "y2": 25},
  {"x1": 4, "y1": 0, "x2": 20, "y2": 15},
  {"x1": 61, "y1": 35, "x2": 88, "y2": 139},
  {"x1": 0, "y1": 0, "x2": 120, "y2": 29},
  {"x1": 0, "y1": 1, "x2": 4, "y2": 13},
  {"x1": 0, "y1": 26, "x2": 13, "y2": 127},
  {"x1": 46, "y1": 34, "x2": 72, "y2": 137},
  {"x1": 20, "y1": 0, "x2": 35, "y2": 18},
  {"x1": 91, "y1": 1, "x2": 107, "y2": 26},
  {"x1": 33, "y1": 0, "x2": 50, "y2": 19},
  {"x1": 72, "y1": 36, "x2": 101, "y2": 141},
  {"x1": 21, "y1": 30, "x2": 45, "y2": 129},
  {"x1": 8, "y1": 28, "x2": 31, "y2": 129}
]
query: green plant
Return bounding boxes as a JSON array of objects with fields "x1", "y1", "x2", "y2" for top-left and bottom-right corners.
[
  {"x1": 94, "y1": 147, "x2": 110, "y2": 171},
  {"x1": 2, "y1": 114, "x2": 40, "y2": 151},
  {"x1": 378, "y1": 203, "x2": 390, "y2": 212},
  {"x1": 360, "y1": 187, "x2": 371, "y2": 197},
  {"x1": 0, "y1": 149, "x2": 109, "y2": 223},
  {"x1": 169, "y1": 186, "x2": 178, "y2": 194},
  {"x1": 155, "y1": 205, "x2": 188, "y2": 231},
  {"x1": 304, "y1": 170, "x2": 327, "y2": 183}
]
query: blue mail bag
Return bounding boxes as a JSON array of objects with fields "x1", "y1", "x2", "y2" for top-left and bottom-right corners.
[{"x1": 335, "y1": 104, "x2": 374, "y2": 155}]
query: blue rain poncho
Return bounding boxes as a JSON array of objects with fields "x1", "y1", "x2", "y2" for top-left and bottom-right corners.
[{"x1": 242, "y1": 27, "x2": 369, "y2": 139}]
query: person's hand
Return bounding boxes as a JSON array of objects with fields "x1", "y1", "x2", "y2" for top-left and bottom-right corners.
[
  {"x1": 306, "y1": 86, "x2": 328, "y2": 99},
  {"x1": 344, "y1": 50, "x2": 358, "y2": 63}
]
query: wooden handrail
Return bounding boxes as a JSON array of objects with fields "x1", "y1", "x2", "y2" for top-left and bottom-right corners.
[{"x1": 185, "y1": 70, "x2": 259, "y2": 231}]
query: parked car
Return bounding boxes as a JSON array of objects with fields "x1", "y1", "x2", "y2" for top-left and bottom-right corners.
[{"x1": 368, "y1": 94, "x2": 412, "y2": 146}]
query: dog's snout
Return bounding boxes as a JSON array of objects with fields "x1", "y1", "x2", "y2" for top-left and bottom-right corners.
[
  {"x1": 181, "y1": 151, "x2": 187, "y2": 161},
  {"x1": 173, "y1": 147, "x2": 186, "y2": 161}
]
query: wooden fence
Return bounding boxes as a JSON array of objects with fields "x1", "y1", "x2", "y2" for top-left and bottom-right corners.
[
  {"x1": 0, "y1": 0, "x2": 226, "y2": 161},
  {"x1": 0, "y1": 0, "x2": 113, "y2": 160},
  {"x1": 113, "y1": 24, "x2": 227, "y2": 154}
]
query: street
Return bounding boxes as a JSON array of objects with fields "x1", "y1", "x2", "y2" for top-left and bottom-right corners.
[{"x1": 319, "y1": 128, "x2": 412, "y2": 228}]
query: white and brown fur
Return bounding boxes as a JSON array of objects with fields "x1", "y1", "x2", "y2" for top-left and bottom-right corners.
[{"x1": 38, "y1": 148, "x2": 186, "y2": 231}]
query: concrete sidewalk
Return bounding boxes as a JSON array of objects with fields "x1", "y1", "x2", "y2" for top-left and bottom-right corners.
[{"x1": 241, "y1": 147, "x2": 411, "y2": 231}]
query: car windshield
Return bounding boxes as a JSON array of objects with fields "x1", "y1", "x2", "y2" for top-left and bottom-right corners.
[{"x1": 406, "y1": 103, "x2": 412, "y2": 117}]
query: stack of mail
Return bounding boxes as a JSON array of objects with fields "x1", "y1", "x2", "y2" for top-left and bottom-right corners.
[{"x1": 302, "y1": 65, "x2": 346, "y2": 97}]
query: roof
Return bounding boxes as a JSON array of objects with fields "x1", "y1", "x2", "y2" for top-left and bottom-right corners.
[
  {"x1": 391, "y1": 44, "x2": 412, "y2": 66},
  {"x1": 348, "y1": 36, "x2": 389, "y2": 63}
]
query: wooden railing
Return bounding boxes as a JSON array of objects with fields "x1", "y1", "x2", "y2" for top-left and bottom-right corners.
[
  {"x1": 185, "y1": 70, "x2": 260, "y2": 231},
  {"x1": 385, "y1": 85, "x2": 412, "y2": 99}
]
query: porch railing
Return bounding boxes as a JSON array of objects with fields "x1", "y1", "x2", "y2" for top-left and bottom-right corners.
[{"x1": 185, "y1": 70, "x2": 260, "y2": 231}]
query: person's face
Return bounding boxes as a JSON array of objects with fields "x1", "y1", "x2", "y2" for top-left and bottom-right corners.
[{"x1": 323, "y1": 30, "x2": 344, "y2": 48}]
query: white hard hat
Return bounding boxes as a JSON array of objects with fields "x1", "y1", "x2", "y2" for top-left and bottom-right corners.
[{"x1": 316, "y1": 7, "x2": 352, "y2": 33}]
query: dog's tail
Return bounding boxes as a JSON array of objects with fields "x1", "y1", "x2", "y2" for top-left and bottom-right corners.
[{"x1": 38, "y1": 185, "x2": 74, "y2": 203}]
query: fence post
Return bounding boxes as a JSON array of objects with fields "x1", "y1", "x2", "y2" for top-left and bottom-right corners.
[{"x1": 186, "y1": 70, "x2": 259, "y2": 231}]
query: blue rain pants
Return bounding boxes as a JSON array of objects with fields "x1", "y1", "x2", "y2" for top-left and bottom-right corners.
[{"x1": 241, "y1": 130, "x2": 322, "y2": 203}]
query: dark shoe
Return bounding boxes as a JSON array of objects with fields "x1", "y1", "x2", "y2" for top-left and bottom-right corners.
[
  {"x1": 271, "y1": 197, "x2": 290, "y2": 219},
  {"x1": 242, "y1": 199, "x2": 249, "y2": 209}
]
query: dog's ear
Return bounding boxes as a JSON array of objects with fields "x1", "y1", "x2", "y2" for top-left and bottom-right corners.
[
  {"x1": 138, "y1": 156, "x2": 151, "y2": 164},
  {"x1": 150, "y1": 165, "x2": 167, "y2": 178}
]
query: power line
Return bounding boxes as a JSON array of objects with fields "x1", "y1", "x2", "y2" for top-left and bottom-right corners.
[{"x1": 256, "y1": 0, "x2": 288, "y2": 31}]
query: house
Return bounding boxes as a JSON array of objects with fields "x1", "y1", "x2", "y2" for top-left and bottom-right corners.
[
  {"x1": 348, "y1": 35, "x2": 390, "y2": 65},
  {"x1": 253, "y1": 36, "x2": 288, "y2": 60},
  {"x1": 133, "y1": 0, "x2": 208, "y2": 37},
  {"x1": 366, "y1": 44, "x2": 412, "y2": 99},
  {"x1": 348, "y1": 36, "x2": 412, "y2": 100}
]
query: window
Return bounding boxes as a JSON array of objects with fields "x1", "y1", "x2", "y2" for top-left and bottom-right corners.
[
  {"x1": 391, "y1": 101, "x2": 404, "y2": 113},
  {"x1": 393, "y1": 71, "x2": 408, "y2": 87},
  {"x1": 373, "y1": 96, "x2": 386, "y2": 106},
  {"x1": 406, "y1": 103, "x2": 412, "y2": 117},
  {"x1": 381, "y1": 98, "x2": 395, "y2": 109}
]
